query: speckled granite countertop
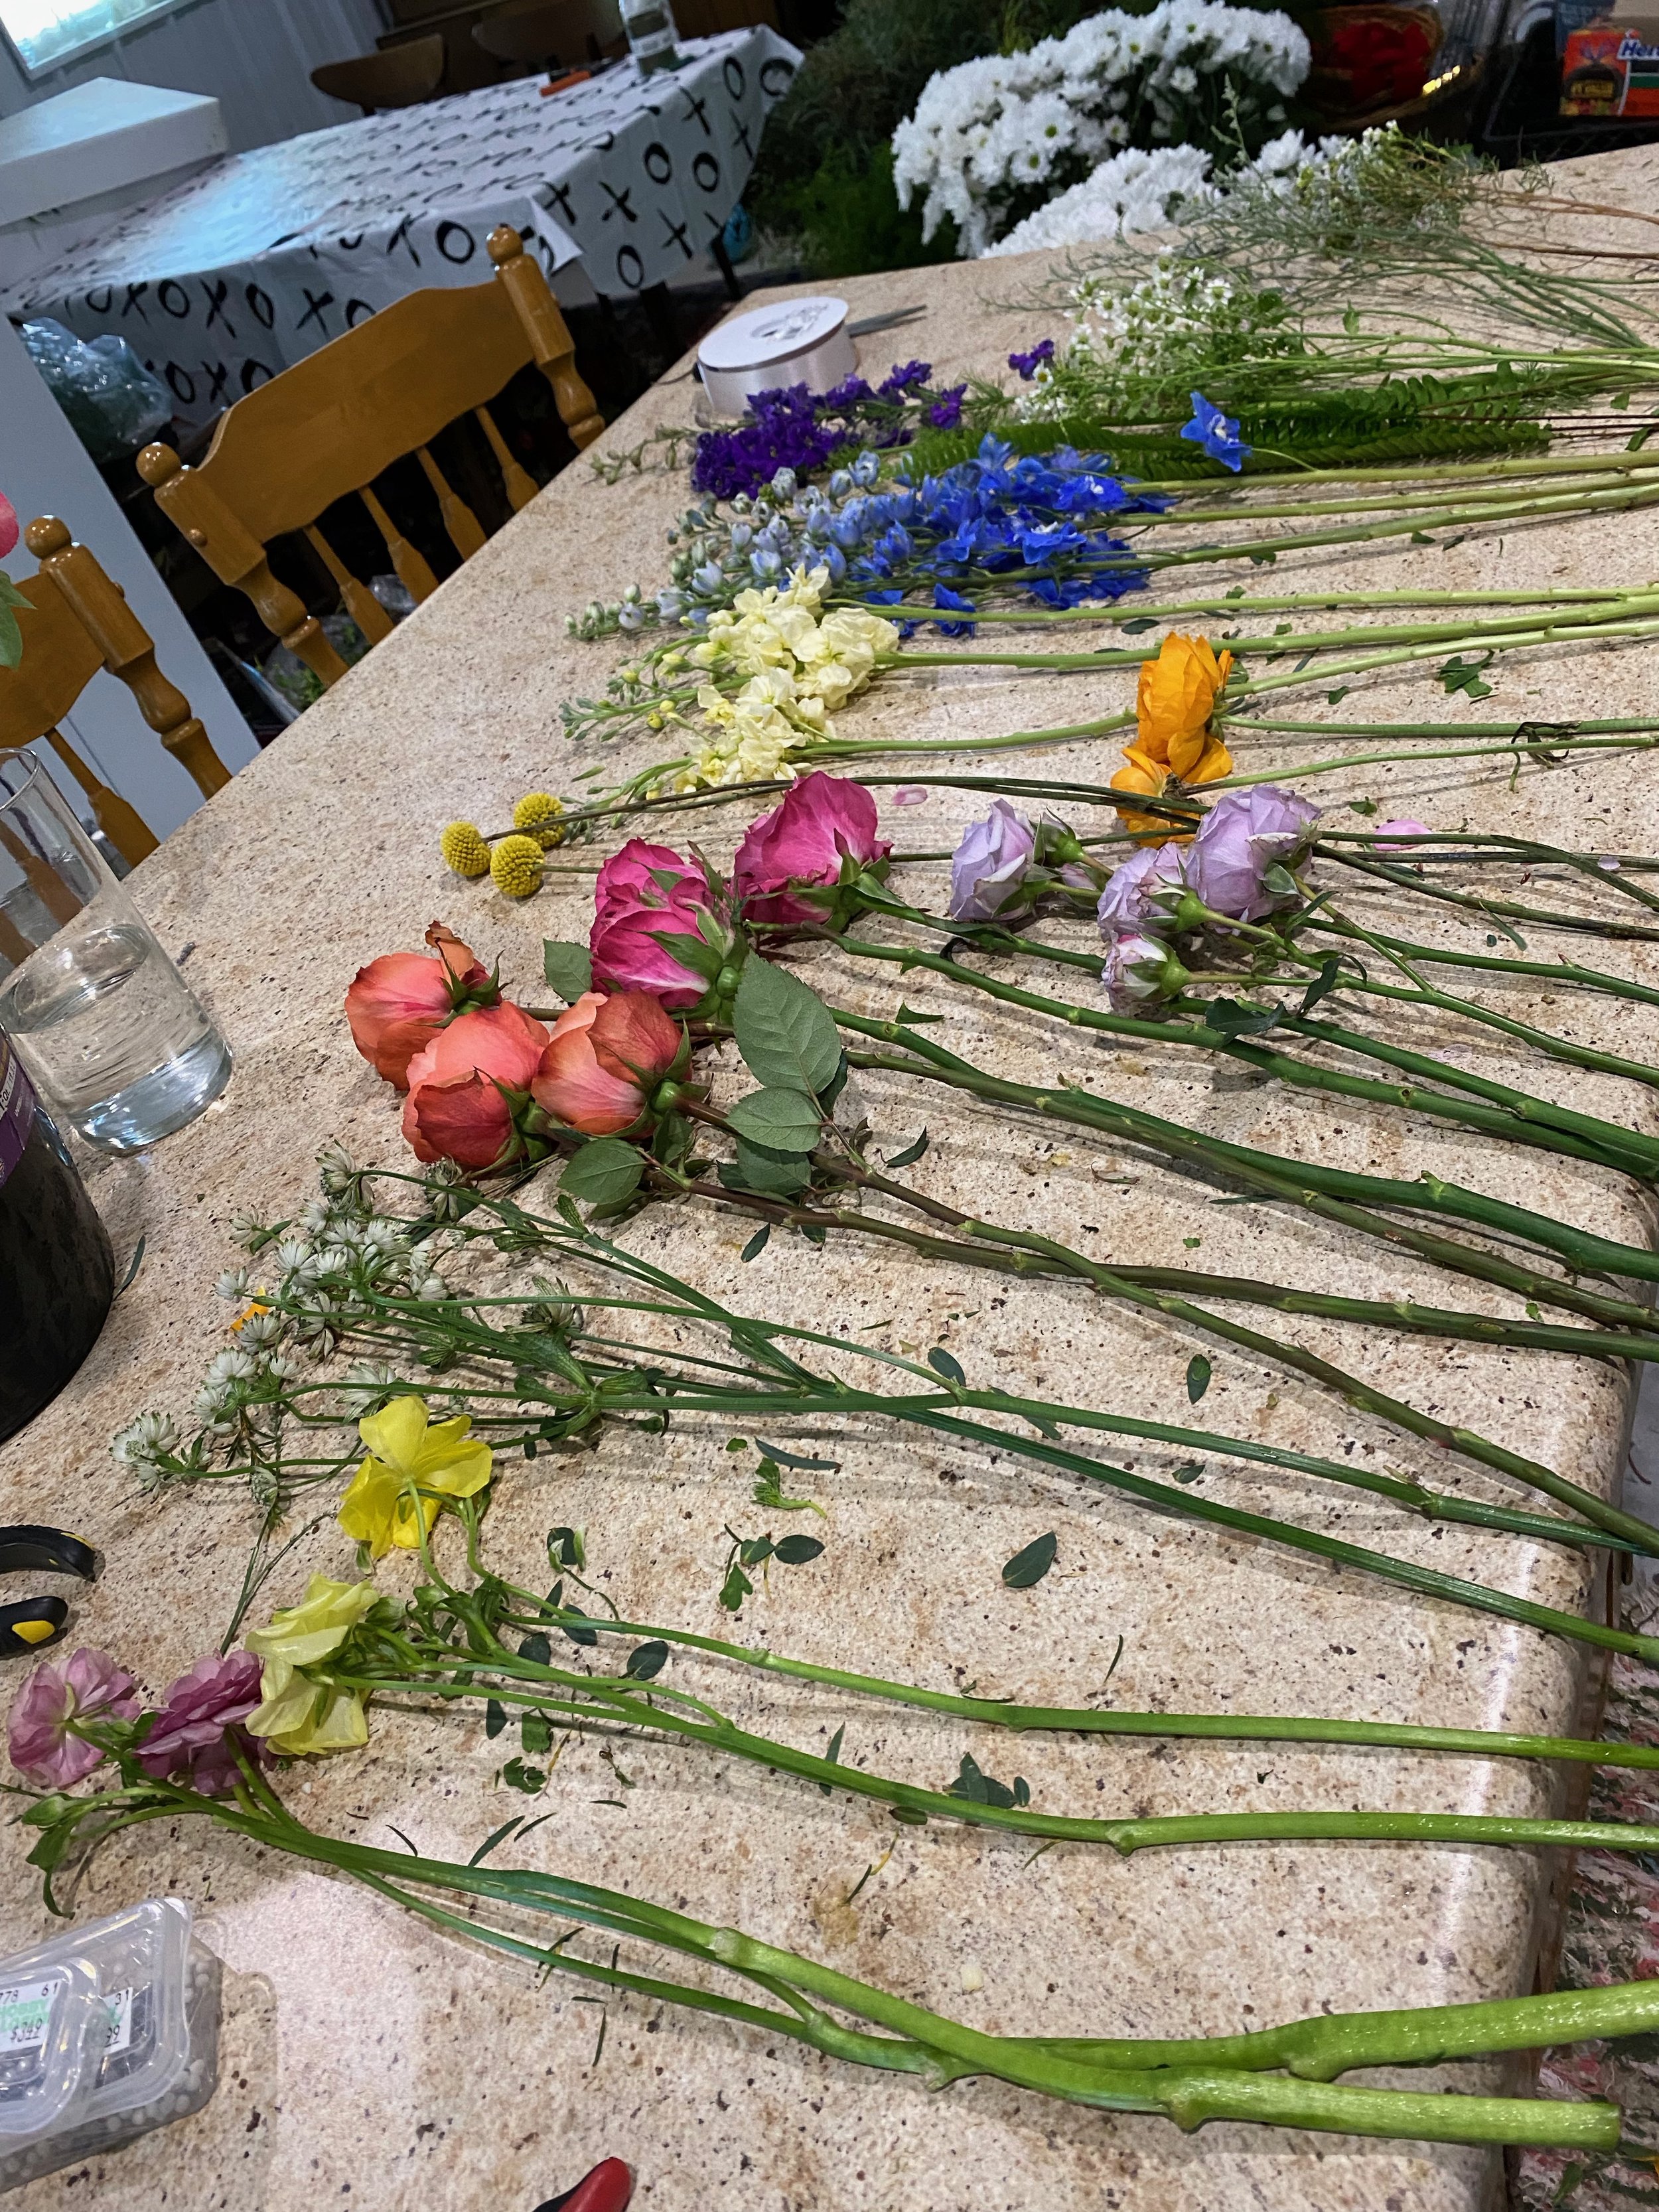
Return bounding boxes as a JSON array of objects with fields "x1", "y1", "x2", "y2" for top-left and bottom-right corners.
[{"x1": 7, "y1": 145, "x2": 1659, "y2": 2212}]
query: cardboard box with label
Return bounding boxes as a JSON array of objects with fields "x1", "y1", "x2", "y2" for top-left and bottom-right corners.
[{"x1": 1562, "y1": 12, "x2": 1659, "y2": 113}]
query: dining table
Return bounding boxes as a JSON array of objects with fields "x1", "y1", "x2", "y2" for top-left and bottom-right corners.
[
  {"x1": 6, "y1": 141, "x2": 1659, "y2": 2212},
  {"x1": 0, "y1": 27, "x2": 798, "y2": 423}
]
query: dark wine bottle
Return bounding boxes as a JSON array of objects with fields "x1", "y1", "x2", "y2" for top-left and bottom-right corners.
[{"x1": 0, "y1": 1035, "x2": 113, "y2": 1445}]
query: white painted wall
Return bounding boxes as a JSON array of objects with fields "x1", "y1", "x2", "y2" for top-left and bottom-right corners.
[
  {"x1": 0, "y1": 0, "x2": 392, "y2": 151},
  {"x1": 0, "y1": 309, "x2": 257, "y2": 840}
]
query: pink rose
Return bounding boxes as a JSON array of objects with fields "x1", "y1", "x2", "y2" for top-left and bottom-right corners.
[
  {"x1": 590, "y1": 840, "x2": 716, "y2": 1009},
  {"x1": 9, "y1": 1648, "x2": 140, "y2": 1789},
  {"x1": 0, "y1": 492, "x2": 17, "y2": 563},
  {"x1": 137, "y1": 1651, "x2": 269, "y2": 1797},
  {"x1": 731, "y1": 773, "x2": 891, "y2": 928},
  {"x1": 345, "y1": 921, "x2": 494, "y2": 1088},
  {"x1": 401, "y1": 1000, "x2": 550, "y2": 1169},
  {"x1": 532, "y1": 990, "x2": 683, "y2": 1136}
]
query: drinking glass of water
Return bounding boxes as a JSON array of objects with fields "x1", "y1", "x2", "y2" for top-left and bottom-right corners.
[{"x1": 0, "y1": 752, "x2": 230, "y2": 1151}]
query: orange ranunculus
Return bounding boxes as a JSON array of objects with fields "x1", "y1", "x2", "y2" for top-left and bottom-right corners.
[
  {"x1": 1135, "y1": 633, "x2": 1234, "y2": 777},
  {"x1": 532, "y1": 990, "x2": 683, "y2": 1136},
  {"x1": 1111, "y1": 733, "x2": 1233, "y2": 844}
]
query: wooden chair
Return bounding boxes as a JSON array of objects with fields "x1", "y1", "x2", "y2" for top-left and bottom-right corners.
[
  {"x1": 311, "y1": 34, "x2": 447, "y2": 113},
  {"x1": 136, "y1": 226, "x2": 605, "y2": 692},
  {"x1": 473, "y1": 0, "x2": 625, "y2": 67},
  {"x1": 0, "y1": 521, "x2": 232, "y2": 869}
]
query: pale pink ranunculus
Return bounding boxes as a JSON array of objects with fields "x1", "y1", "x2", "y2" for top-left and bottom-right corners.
[
  {"x1": 532, "y1": 990, "x2": 682, "y2": 1136},
  {"x1": 8, "y1": 1648, "x2": 140, "y2": 1789},
  {"x1": 345, "y1": 922, "x2": 492, "y2": 1088},
  {"x1": 136, "y1": 1651, "x2": 269, "y2": 1797},
  {"x1": 590, "y1": 840, "x2": 716, "y2": 1009},
  {"x1": 731, "y1": 773, "x2": 891, "y2": 928},
  {"x1": 401, "y1": 1000, "x2": 550, "y2": 1169},
  {"x1": 1370, "y1": 818, "x2": 1431, "y2": 856},
  {"x1": 0, "y1": 492, "x2": 16, "y2": 563}
]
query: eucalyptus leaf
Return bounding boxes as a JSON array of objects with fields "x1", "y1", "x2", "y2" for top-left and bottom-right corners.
[
  {"x1": 733, "y1": 960, "x2": 843, "y2": 1095},
  {"x1": 774, "y1": 1534, "x2": 824, "y2": 1565},
  {"x1": 1002, "y1": 1531, "x2": 1057, "y2": 1588},
  {"x1": 561, "y1": 1139, "x2": 644, "y2": 1207},
  {"x1": 625, "y1": 1641, "x2": 669, "y2": 1680},
  {"x1": 927, "y1": 1346, "x2": 966, "y2": 1386},
  {"x1": 542, "y1": 940, "x2": 593, "y2": 1002}
]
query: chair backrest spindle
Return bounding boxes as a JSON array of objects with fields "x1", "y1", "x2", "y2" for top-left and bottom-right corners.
[{"x1": 138, "y1": 226, "x2": 603, "y2": 691}]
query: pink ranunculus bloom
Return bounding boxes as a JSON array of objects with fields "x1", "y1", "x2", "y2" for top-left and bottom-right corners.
[
  {"x1": 401, "y1": 1000, "x2": 550, "y2": 1169},
  {"x1": 345, "y1": 921, "x2": 493, "y2": 1089},
  {"x1": 1184, "y1": 786, "x2": 1321, "y2": 923},
  {"x1": 532, "y1": 990, "x2": 683, "y2": 1136},
  {"x1": 590, "y1": 840, "x2": 716, "y2": 1010},
  {"x1": 136, "y1": 1651, "x2": 269, "y2": 1797},
  {"x1": 731, "y1": 773, "x2": 891, "y2": 928},
  {"x1": 0, "y1": 491, "x2": 17, "y2": 562},
  {"x1": 1370, "y1": 818, "x2": 1431, "y2": 856},
  {"x1": 9, "y1": 1648, "x2": 140, "y2": 1789}
]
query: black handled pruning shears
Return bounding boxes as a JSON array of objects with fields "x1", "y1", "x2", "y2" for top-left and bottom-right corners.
[{"x1": 0, "y1": 1527, "x2": 98, "y2": 1656}]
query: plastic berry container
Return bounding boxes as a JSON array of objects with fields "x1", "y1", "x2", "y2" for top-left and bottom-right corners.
[
  {"x1": 0, "y1": 1943, "x2": 98, "y2": 2150},
  {"x1": 0, "y1": 1899, "x2": 220, "y2": 2191}
]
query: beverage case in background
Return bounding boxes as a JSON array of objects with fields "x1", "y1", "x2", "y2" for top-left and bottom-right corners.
[{"x1": 1561, "y1": 11, "x2": 1659, "y2": 111}]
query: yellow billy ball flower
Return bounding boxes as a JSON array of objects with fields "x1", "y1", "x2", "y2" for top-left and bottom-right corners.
[
  {"x1": 490, "y1": 832, "x2": 545, "y2": 899},
  {"x1": 513, "y1": 790, "x2": 567, "y2": 849},
  {"x1": 440, "y1": 820, "x2": 492, "y2": 878}
]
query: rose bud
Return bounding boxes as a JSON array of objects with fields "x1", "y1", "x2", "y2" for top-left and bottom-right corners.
[
  {"x1": 948, "y1": 800, "x2": 1035, "y2": 922},
  {"x1": 345, "y1": 921, "x2": 495, "y2": 1088},
  {"x1": 590, "y1": 840, "x2": 718, "y2": 1009},
  {"x1": 532, "y1": 991, "x2": 684, "y2": 1136},
  {"x1": 401, "y1": 1001, "x2": 550, "y2": 1169},
  {"x1": 731, "y1": 772, "x2": 891, "y2": 928}
]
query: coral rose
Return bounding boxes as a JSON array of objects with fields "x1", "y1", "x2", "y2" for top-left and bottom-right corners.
[
  {"x1": 532, "y1": 990, "x2": 682, "y2": 1135},
  {"x1": 346, "y1": 921, "x2": 493, "y2": 1088},
  {"x1": 731, "y1": 772, "x2": 891, "y2": 927},
  {"x1": 401, "y1": 1001, "x2": 549, "y2": 1169},
  {"x1": 590, "y1": 840, "x2": 717, "y2": 1009}
]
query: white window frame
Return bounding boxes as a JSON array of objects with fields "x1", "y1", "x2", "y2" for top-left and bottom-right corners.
[{"x1": 0, "y1": 0, "x2": 202, "y2": 81}]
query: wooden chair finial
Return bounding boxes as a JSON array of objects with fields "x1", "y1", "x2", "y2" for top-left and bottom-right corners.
[
  {"x1": 487, "y1": 224, "x2": 524, "y2": 269},
  {"x1": 135, "y1": 443, "x2": 182, "y2": 489},
  {"x1": 23, "y1": 516, "x2": 70, "y2": 561}
]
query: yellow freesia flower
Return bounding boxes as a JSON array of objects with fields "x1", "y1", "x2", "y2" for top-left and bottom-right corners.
[
  {"x1": 244, "y1": 1572, "x2": 380, "y2": 1756},
  {"x1": 336, "y1": 1395, "x2": 493, "y2": 1560},
  {"x1": 1135, "y1": 632, "x2": 1234, "y2": 775}
]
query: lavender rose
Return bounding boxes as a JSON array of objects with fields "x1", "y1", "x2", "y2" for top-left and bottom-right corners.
[
  {"x1": 1101, "y1": 930, "x2": 1183, "y2": 1012},
  {"x1": 1185, "y1": 786, "x2": 1321, "y2": 922},
  {"x1": 948, "y1": 801, "x2": 1037, "y2": 921},
  {"x1": 1095, "y1": 844, "x2": 1186, "y2": 938}
]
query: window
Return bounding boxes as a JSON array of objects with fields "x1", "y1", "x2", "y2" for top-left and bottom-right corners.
[{"x1": 0, "y1": 0, "x2": 185, "y2": 76}]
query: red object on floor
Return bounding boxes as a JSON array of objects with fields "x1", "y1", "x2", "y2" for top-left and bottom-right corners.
[{"x1": 539, "y1": 2159, "x2": 633, "y2": 2212}]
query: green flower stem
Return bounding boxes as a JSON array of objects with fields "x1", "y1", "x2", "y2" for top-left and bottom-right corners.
[
  {"x1": 1226, "y1": 714, "x2": 1659, "y2": 743},
  {"x1": 1127, "y1": 474, "x2": 1659, "y2": 525},
  {"x1": 882, "y1": 593, "x2": 1659, "y2": 680},
  {"x1": 679, "y1": 1143, "x2": 1652, "y2": 1556},
  {"x1": 836, "y1": 928, "x2": 1659, "y2": 1183},
  {"x1": 698, "y1": 1177, "x2": 1659, "y2": 1367},
  {"x1": 52, "y1": 1788, "x2": 1632, "y2": 2149},
  {"x1": 859, "y1": 581, "x2": 1650, "y2": 628},
  {"x1": 1209, "y1": 733, "x2": 1659, "y2": 791},
  {"x1": 1126, "y1": 451, "x2": 1659, "y2": 494},
  {"x1": 1309, "y1": 918, "x2": 1659, "y2": 1013},
  {"x1": 831, "y1": 995, "x2": 1659, "y2": 1285},
  {"x1": 834, "y1": 1021, "x2": 1659, "y2": 1338},
  {"x1": 1327, "y1": 851, "x2": 1659, "y2": 945},
  {"x1": 342, "y1": 1655, "x2": 1659, "y2": 1866},
  {"x1": 500, "y1": 1605, "x2": 1659, "y2": 1773}
]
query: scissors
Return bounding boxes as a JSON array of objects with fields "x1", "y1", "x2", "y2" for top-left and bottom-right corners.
[{"x1": 0, "y1": 1526, "x2": 98, "y2": 1656}]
